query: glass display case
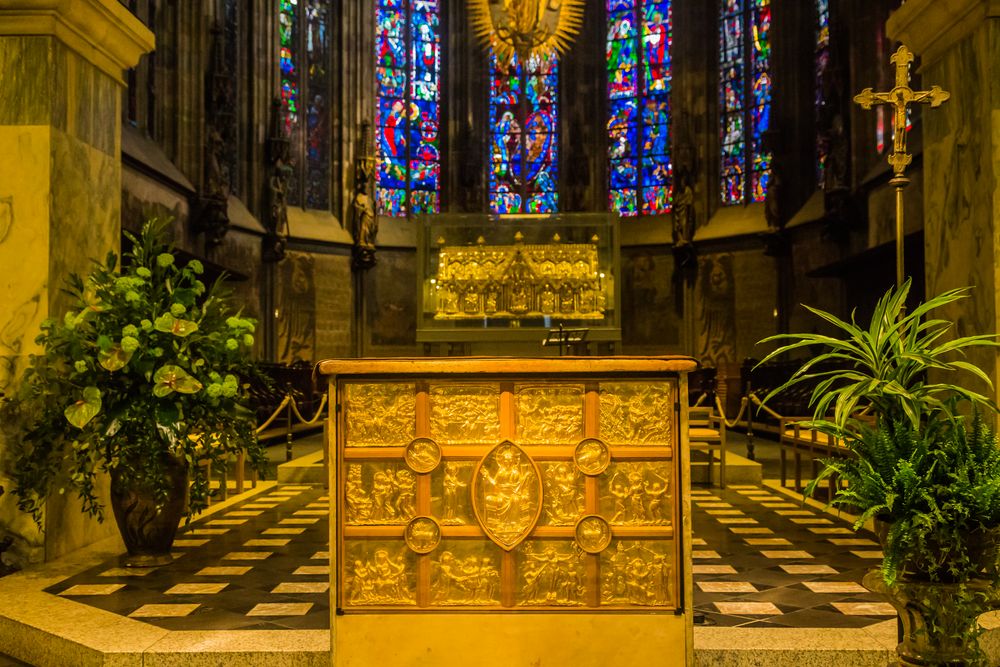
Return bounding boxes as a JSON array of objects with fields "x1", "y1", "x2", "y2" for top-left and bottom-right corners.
[{"x1": 415, "y1": 213, "x2": 620, "y2": 350}]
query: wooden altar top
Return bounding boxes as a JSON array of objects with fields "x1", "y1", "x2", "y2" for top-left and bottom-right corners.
[{"x1": 317, "y1": 355, "x2": 699, "y2": 378}]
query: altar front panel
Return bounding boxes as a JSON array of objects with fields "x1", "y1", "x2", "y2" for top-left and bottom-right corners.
[{"x1": 322, "y1": 357, "x2": 695, "y2": 665}]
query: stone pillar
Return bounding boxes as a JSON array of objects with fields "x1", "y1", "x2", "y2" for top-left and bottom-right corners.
[
  {"x1": 0, "y1": 1, "x2": 153, "y2": 565},
  {"x1": 888, "y1": 0, "x2": 1000, "y2": 406}
]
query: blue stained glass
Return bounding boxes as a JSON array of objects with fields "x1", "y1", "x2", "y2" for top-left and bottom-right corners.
[
  {"x1": 377, "y1": 187, "x2": 406, "y2": 216},
  {"x1": 412, "y1": 12, "x2": 439, "y2": 41},
  {"x1": 378, "y1": 157, "x2": 408, "y2": 188},
  {"x1": 609, "y1": 123, "x2": 637, "y2": 159},
  {"x1": 608, "y1": 12, "x2": 637, "y2": 40},
  {"x1": 489, "y1": 50, "x2": 559, "y2": 214},
  {"x1": 607, "y1": 38, "x2": 637, "y2": 70},
  {"x1": 377, "y1": 8, "x2": 404, "y2": 37},
  {"x1": 376, "y1": 0, "x2": 441, "y2": 216},
  {"x1": 611, "y1": 158, "x2": 638, "y2": 188},
  {"x1": 410, "y1": 190, "x2": 439, "y2": 214},
  {"x1": 377, "y1": 68, "x2": 406, "y2": 98},
  {"x1": 377, "y1": 36, "x2": 406, "y2": 67},
  {"x1": 610, "y1": 189, "x2": 638, "y2": 216},
  {"x1": 607, "y1": 0, "x2": 673, "y2": 216}
]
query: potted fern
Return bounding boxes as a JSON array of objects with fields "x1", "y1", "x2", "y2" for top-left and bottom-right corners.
[
  {"x1": 757, "y1": 280, "x2": 1000, "y2": 664},
  {"x1": 1, "y1": 220, "x2": 267, "y2": 566}
]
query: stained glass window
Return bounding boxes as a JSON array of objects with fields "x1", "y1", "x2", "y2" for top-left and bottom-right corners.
[
  {"x1": 279, "y1": 0, "x2": 300, "y2": 204},
  {"x1": 815, "y1": 0, "x2": 829, "y2": 187},
  {"x1": 376, "y1": 0, "x2": 441, "y2": 217},
  {"x1": 489, "y1": 51, "x2": 559, "y2": 215},
  {"x1": 607, "y1": 0, "x2": 673, "y2": 217},
  {"x1": 719, "y1": 0, "x2": 771, "y2": 205}
]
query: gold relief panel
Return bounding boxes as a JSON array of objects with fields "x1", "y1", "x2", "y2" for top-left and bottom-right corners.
[
  {"x1": 344, "y1": 541, "x2": 418, "y2": 607},
  {"x1": 600, "y1": 540, "x2": 674, "y2": 607},
  {"x1": 598, "y1": 382, "x2": 674, "y2": 445},
  {"x1": 514, "y1": 384, "x2": 585, "y2": 445},
  {"x1": 473, "y1": 442, "x2": 543, "y2": 550},
  {"x1": 404, "y1": 516, "x2": 442, "y2": 554},
  {"x1": 515, "y1": 541, "x2": 588, "y2": 607},
  {"x1": 344, "y1": 383, "x2": 416, "y2": 447},
  {"x1": 599, "y1": 462, "x2": 672, "y2": 526},
  {"x1": 404, "y1": 437, "x2": 441, "y2": 473},
  {"x1": 575, "y1": 515, "x2": 612, "y2": 554},
  {"x1": 429, "y1": 383, "x2": 501, "y2": 444},
  {"x1": 430, "y1": 461, "x2": 475, "y2": 526},
  {"x1": 430, "y1": 540, "x2": 502, "y2": 606},
  {"x1": 539, "y1": 461, "x2": 585, "y2": 526},
  {"x1": 345, "y1": 462, "x2": 418, "y2": 525}
]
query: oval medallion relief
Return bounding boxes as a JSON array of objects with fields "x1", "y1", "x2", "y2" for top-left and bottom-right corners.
[{"x1": 472, "y1": 441, "x2": 543, "y2": 551}]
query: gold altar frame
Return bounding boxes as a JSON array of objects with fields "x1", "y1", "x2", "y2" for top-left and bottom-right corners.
[{"x1": 322, "y1": 357, "x2": 695, "y2": 615}]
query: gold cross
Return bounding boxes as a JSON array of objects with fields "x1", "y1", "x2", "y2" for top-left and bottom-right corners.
[{"x1": 854, "y1": 45, "x2": 950, "y2": 177}]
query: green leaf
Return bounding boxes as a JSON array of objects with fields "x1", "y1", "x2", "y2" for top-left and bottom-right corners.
[
  {"x1": 98, "y1": 344, "x2": 134, "y2": 372},
  {"x1": 64, "y1": 387, "x2": 102, "y2": 428},
  {"x1": 153, "y1": 365, "x2": 203, "y2": 397}
]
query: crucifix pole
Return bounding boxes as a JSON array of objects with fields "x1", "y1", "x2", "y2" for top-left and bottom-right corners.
[{"x1": 853, "y1": 45, "x2": 950, "y2": 289}]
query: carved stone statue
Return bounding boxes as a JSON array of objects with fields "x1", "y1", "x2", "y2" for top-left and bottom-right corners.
[
  {"x1": 671, "y1": 163, "x2": 695, "y2": 247},
  {"x1": 264, "y1": 97, "x2": 291, "y2": 262},
  {"x1": 352, "y1": 121, "x2": 378, "y2": 271},
  {"x1": 195, "y1": 23, "x2": 235, "y2": 247}
]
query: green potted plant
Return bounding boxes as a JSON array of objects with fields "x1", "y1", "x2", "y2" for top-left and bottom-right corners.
[
  {"x1": 1, "y1": 220, "x2": 267, "y2": 566},
  {"x1": 757, "y1": 280, "x2": 1000, "y2": 665}
]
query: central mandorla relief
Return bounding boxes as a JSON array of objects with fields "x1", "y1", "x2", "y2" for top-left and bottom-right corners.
[{"x1": 473, "y1": 441, "x2": 543, "y2": 550}]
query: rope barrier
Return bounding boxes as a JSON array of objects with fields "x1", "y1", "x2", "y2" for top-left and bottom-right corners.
[
  {"x1": 693, "y1": 392, "x2": 707, "y2": 407},
  {"x1": 255, "y1": 395, "x2": 291, "y2": 434},
  {"x1": 254, "y1": 392, "x2": 330, "y2": 435},
  {"x1": 290, "y1": 393, "x2": 328, "y2": 425},
  {"x1": 750, "y1": 393, "x2": 785, "y2": 421},
  {"x1": 714, "y1": 395, "x2": 749, "y2": 429}
]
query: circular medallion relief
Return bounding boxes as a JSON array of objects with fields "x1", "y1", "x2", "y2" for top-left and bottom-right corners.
[
  {"x1": 574, "y1": 437, "x2": 611, "y2": 476},
  {"x1": 574, "y1": 515, "x2": 612, "y2": 554},
  {"x1": 404, "y1": 516, "x2": 442, "y2": 554},
  {"x1": 404, "y1": 437, "x2": 441, "y2": 473}
]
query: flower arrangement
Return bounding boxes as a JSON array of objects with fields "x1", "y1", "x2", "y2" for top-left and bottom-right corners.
[{"x1": 2, "y1": 219, "x2": 266, "y2": 525}]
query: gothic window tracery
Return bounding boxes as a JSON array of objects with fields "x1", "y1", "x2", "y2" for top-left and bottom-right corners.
[
  {"x1": 719, "y1": 0, "x2": 771, "y2": 206},
  {"x1": 280, "y1": 0, "x2": 331, "y2": 210},
  {"x1": 376, "y1": 0, "x2": 442, "y2": 218},
  {"x1": 489, "y1": 52, "x2": 559, "y2": 215},
  {"x1": 606, "y1": 0, "x2": 672, "y2": 217}
]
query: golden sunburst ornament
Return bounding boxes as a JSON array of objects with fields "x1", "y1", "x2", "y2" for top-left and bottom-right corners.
[{"x1": 468, "y1": 0, "x2": 585, "y2": 63}]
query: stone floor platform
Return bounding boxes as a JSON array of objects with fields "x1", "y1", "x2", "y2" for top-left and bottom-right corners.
[{"x1": 1, "y1": 478, "x2": 999, "y2": 666}]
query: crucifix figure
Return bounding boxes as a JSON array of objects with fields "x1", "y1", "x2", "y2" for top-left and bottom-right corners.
[{"x1": 854, "y1": 45, "x2": 950, "y2": 288}]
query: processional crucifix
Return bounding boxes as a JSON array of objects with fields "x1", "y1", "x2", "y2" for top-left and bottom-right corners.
[{"x1": 854, "y1": 45, "x2": 950, "y2": 288}]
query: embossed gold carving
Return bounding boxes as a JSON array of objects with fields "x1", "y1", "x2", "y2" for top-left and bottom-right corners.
[
  {"x1": 345, "y1": 463, "x2": 417, "y2": 525},
  {"x1": 599, "y1": 382, "x2": 674, "y2": 445},
  {"x1": 575, "y1": 515, "x2": 612, "y2": 554},
  {"x1": 472, "y1": 441, "x2": 542, "y2": 550},
  {"x1": 345, "y1": 383, "x2": 416, "y2": 447},
  {"x1": 515, "y1": 384, "x2": 585, "y2": 444},
  {"x1": 404, "y1": 437, "x2": 441, "y2": 473},
  {"x1": 432, "y1": 461, "x2": 473, "y2": 525},
  {"x1": 433, "y1": 241, "x2": 605, "y2": 321},
  {"x1": 602, "y1": 462, "x2": 671, "y2": 525},
  {"x1": 429, "y1": 384, "x2": 501, "y2": 444},
  {"x1": 431, "y1": 547, "x2": 502, "y2": 605},
  {"x1": 345, "y1": 544, "x2": 416, "y2": 606},
  {"x1": 404, "y1": 516, "x2": 442, "y2": 554},
  {"x1": 574, "y1": 437, "x2": 611, "y2": 475},
  {"x1": 517, "y1": 541, "x2": 586, "y2": 606},
  {"x1": 600, "y1": 541, "x2": 673, "y2": 606},
  {"x1": 540, "y1": 462, "x2": 584, "y2": 525}
]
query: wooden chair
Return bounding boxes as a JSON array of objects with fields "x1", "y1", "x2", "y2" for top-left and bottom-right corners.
[{"x1": 689, "y1": 406, "x2": 727, "y2": 488}]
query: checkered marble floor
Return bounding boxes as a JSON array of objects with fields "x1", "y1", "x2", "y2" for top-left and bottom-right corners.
[
  {"x1": 46, "y1": 483, "x2": 890, "y2": 630},
  {"x1": 691, "y1": 485, "x2": 892, "y2": 628}
]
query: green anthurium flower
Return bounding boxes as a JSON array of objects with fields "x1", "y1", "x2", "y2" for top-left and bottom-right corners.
[
  {"x1": 64, "y1": 387, "x2": 101, "y2": 428},
  {"x1": 98, "y1": 344, "x2": 134, "y2": 371},
  {"x1": 153, "y1": 313, "x2": 199, "y2": 337},
  {"x1": 152, "y1": 365, "x2": 203, "y2": 397}
]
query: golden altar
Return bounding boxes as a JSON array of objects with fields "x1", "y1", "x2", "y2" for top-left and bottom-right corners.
[{"x1": 320, "y1": 357, "x2": 695, "y2": 666}]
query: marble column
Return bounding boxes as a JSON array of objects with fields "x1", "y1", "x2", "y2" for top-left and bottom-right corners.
[
  {"x1": 0, "y1": 1, "x2": 153, "y2": 565},
  {"x1": 888, "y1": 0, "x2": 1000, "y2": 407}
]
